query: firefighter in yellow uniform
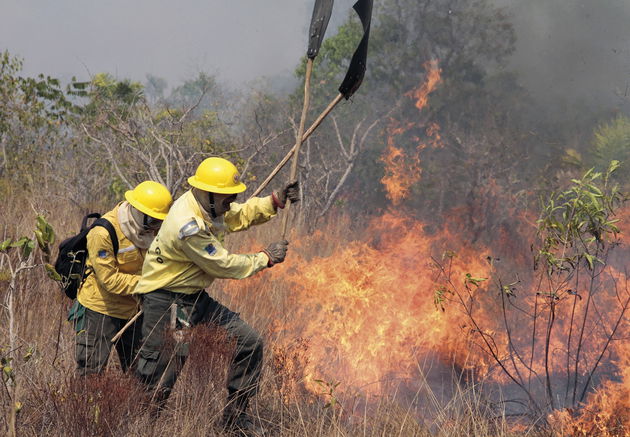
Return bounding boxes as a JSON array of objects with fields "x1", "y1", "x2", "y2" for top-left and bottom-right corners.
[
  {"x1": 72, "y1": 181, "x2": 173, "y2": 374},
  {"x1": 133, "y1": 157, "x2": 298, "y2": 434}
]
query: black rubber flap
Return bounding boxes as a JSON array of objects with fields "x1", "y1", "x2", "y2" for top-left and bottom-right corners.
[
  {"x1": 338, "y1": 0, "x2": 373, "y2": 99},
  {"x1": 307, "y1": 0, "x2": 334, "y2": 59}
]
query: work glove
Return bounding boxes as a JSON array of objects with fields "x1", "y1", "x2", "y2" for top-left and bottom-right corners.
[
  {"x1": 263, "y1": 240, "x2": 289, "y2": 266},
  {"x1": 272, "y1": 180, "x2": 300, "y2": 209}
]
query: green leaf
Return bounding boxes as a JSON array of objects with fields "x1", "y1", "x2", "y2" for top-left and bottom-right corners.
[
  {"x1": 434, "y1": 286, "x2": 449, "y2": 311},
  {"x1": 465, "y1": 273, "x2": 487, "y2": 287},
  {"x1": 36, "y1": 215, "x2": 55, "y2": 245},
  {"x1": 23, "y1": 347, "x2": 34, "y2": 362},
  {"x1": 502, "y1": 285, "x2": 515, "y2": 296},
  {"x1": 584, "y1": 253, "x2": 594, "y2": 270},
  {"x1": 9, "y1": 237, "x2": 29, "y2": 248},
  {"x1": 23, "y1": 239, "x2": 35, "y2": 258},
  {"x1": 35, "y1": 230, "x2": 46, "y2": 251},
  {"x1": 607, "y1": 160, "x2": 620, "y2": 174},
  {"x1": 0, "y1": 239, "x2": 11, "y2": 251},
  {"x1": 36, "y1": 215, "x2": 46, "y2": 229},
  {"x1": 2, "y1": 365, "x2": 13, "y2": 382},
  {"x1": 588, "y1": 184, "x2": 603, "y2": 196},
  {"x1": 45, "y1": 264, "x2": 62, "y2": 281}
]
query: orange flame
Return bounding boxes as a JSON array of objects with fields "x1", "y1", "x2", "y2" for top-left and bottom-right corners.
[
  {"x1": 381, "y1": 61, "x2": 442, "y2": 205},
  {"x1": 426, "y1": 122, "x2": 443, "y2": 149},
  {"x1": 224, "y1": 58, "x2": 629, "y2": 432},
  {"x1": 407, "y1": 60, "x2": 442, "y2": 111},
  {"x1": 276, "y1": 212, "x2": 492, "y2": 394},
  {"x1": 380, "y1": 132, "x2": 422, "y2": 206},
  {"x1": 549, "y1": 342, "x2": 630, "y2": 436}
]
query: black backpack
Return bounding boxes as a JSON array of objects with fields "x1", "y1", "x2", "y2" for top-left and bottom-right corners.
[{"x1": 54, "y1": 213, "x2": 119, "y2": 299}]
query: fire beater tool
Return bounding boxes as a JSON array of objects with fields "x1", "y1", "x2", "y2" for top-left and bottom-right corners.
[
  {"x1": 113, "y1": 1, "x2": 335, "y2": 344},
  {"x1": 111, "y1": 1, "x2": 371, "y2": 344},
  {"x1": 280, "y1": 0, "x2": 334, "y2": 237},
  {"x1": 250, "y1": 0, "x2": 373, "y2": 199},
  {"x1": 111, "y1": 309, "x2": 142, "y2": 343}
]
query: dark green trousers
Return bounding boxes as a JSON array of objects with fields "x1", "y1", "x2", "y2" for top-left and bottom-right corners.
[
  {"x1": 72, "y1": 302, "x2": 142, "y2": 375},
  {"x1": 135, "y1": 289, "x2": 263, "y2": 405}
]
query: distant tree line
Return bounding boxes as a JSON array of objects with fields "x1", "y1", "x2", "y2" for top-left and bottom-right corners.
[{"x1": 1, "y1": 0, "x2": 628, "y2": 233}]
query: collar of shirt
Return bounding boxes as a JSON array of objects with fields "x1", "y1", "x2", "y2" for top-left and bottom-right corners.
[
  {"x1": 117, "y1": 201, "x2": 155, "y2": 249},
  {"x1": 186, "y1": 190, "x2": 227, "y2": 234}
]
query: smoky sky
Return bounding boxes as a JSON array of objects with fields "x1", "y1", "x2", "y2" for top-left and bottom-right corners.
[
  {"x1": 493, "y1": 0, "x2": 630, "y2": 112},
  {"x1": 0, "y1": 0, "x2": 353, "y2": 87},
  {"x1": 2, "y1": 0, "x2": 629, "y2": 112}
]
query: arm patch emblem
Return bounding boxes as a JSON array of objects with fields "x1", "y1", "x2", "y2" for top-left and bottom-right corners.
[
  {"x1": 204, "y1": 244, "x2": 217, "y2": 256},
  {"x1": 178, "y1": 219, "x2": 201, "y2": 240},
  {"x1": 98, "y1": 250, "x2": 108, "y2": 258}
]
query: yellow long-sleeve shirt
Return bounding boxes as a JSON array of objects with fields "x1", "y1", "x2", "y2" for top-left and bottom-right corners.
[
  {"x1": 77, "y1": 204, "x2": 144, "y2": 319},
  {"x1": 134, "y1": 190, "x2": 275, "y2": 295}
]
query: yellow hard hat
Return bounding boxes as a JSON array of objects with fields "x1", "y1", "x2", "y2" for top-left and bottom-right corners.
[
  {"x1": 187, "y1": 157, "x2": 247, "y2": 194},
  {"x1": 125, "y1": 181, "x2": 173, "y2": 220}
]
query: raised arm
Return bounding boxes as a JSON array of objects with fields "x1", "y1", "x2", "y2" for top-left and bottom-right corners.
[
  {"x1": 224, "y1": 196, "x2": 277, "y2": 233},
  {"x1": 181, "y1": 231, "x2": 269, "y2": 279}
]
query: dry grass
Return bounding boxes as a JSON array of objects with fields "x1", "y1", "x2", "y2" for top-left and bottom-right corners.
[{"x1": 0, "y1": 194, "x2": 597, "y2": 436}]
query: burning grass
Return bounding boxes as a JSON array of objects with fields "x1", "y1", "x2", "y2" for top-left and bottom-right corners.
[
  {"x1": 1, "y1": 62, "x2": 629, "y2": 436},
  {"x1": 0, "y1": 185, "x2": 629, "y2": 435}
]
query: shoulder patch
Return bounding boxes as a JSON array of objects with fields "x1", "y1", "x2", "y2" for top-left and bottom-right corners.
[
  {"x1": 98, "y1": 250, "x2": 109, "y2": 258},
  {"x1": 178, "y1": 219, "x2": 201, "y2": 240},
  {"x1": 204, "y1": 244, "x2": 217, "y2": 256}
]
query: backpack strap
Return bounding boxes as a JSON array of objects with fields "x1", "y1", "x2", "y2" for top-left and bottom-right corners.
[
  {"x1": 93, "y1": 218, "x2": 119, "y2": 258},
  {"x1": 79, "y1": 218, "x2": 120, "y2": 286},
  {"x1": 81, "y1": 213, "x2": 102, "y2": 231}
]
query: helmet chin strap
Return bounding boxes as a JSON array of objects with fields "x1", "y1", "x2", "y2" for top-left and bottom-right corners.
[{"x1": 208, "y1": 192, "x2": 217, "y2": 219}]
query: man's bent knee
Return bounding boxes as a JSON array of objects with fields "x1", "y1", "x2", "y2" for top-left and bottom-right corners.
[{"x1": 75, "y1": 335, "x2": 108, "y2": 375}]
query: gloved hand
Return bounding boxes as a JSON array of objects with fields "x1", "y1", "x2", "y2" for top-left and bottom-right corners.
[
  {"x1": 272, "y1": 180, "x2": 300, "y2": 209},
  {"x1": 263, "y1": 240, "x2": 289, "y2": 266}
]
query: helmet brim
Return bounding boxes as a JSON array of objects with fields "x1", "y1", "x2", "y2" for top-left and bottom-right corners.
[
  {"x1": 187, "y1": 176, "x2": 247, "y2": 194},
  {"x1": 125, "y1": 191, "x2": 168, "y2": 220}
]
